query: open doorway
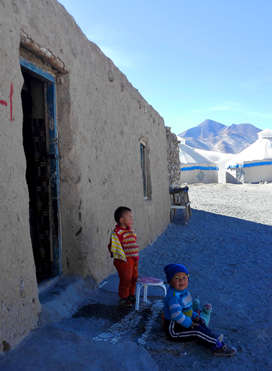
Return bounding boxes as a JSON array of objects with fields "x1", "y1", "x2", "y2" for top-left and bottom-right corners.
[{"x1": 21, "y1": 60, "x2": 61, "y2": 283}]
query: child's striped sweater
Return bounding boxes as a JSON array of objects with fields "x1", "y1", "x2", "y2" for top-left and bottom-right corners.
[
  {"x1": 164, "y1": 287, "x2": 198, "y2": 328},
  {"x1": 109, "y1": 225, "x2": 139, "y2": 261},
  {"x1": 115, "y1": 225, "x2": 139, "y2": 258}
]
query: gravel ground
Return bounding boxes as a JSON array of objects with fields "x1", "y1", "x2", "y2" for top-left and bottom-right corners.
[
  {"x1": 1, "y1": 184, "x2": 271, "y2": 371},
  {"x1": 189, "y1": 183, "x2": 272, "y2": 226},
  {"x1": 139, "y1": 183, "x2": 272, "y2": 370}
]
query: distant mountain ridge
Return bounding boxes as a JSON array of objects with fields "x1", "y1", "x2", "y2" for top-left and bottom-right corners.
[{"x1": 179, "y1": 119, "x2": 261, "y2": 153}]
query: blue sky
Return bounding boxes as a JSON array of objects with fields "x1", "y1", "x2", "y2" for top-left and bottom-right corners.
[{"x1": 58, "y1": 0, "x2": 272, "y2": 134}]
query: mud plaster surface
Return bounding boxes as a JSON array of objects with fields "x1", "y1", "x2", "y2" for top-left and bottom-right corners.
[{"x1": 0, "y1": 0, "x2": 170, "y2": 348}]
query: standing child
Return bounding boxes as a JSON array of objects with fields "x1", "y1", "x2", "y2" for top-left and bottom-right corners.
[
  {"x1": 163, "y1": 263, "x2": 237, "y2": 356},
  {"x1": 108, "y1": 206, "x2": 139, "y2": 307}
]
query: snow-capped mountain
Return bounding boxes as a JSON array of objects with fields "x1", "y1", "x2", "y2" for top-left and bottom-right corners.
[{"x1": 179, "y1": 119, "x2": 261, "y2": 154}]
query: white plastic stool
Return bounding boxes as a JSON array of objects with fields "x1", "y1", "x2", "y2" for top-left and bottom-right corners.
[{"x1": 135, "y1": 276, "x2": 167, "y2": 311}]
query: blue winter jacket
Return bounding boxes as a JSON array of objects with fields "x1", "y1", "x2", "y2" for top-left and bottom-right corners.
[{"x1": 163, "y1": 286, "x2": 198, "y2": 328}]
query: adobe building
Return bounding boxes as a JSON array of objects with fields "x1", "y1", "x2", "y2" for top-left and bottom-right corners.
[
  {"x1": 0, "y1": 0, "x2": 170, "y2": 350},
  {"x1": 166, "y1": 127, "x2": 181, "y2": 186}
]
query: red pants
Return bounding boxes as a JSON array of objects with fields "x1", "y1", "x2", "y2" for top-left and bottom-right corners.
[{"x1": 114, "y1": 258, "x2": 138, "y2": 299}]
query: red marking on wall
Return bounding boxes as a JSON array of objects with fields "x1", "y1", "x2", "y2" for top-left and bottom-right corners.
[
  {"x1": 0, "y1": 83, "x2": 14, "y2": 121},
  {"x1": 9, "y1": 83, "x2": 14, "y2": 121}
]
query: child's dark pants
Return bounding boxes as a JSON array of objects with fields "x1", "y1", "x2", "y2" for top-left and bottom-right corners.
[{"x1": 164, "y1": 319, "x2": 218, "y2": 349}]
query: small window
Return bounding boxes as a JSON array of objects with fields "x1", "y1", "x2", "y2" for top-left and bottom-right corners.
[{"x1": 140, "y1": 139, "x2": 152, "y2": 199}]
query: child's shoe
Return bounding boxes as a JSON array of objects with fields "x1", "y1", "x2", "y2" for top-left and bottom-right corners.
[
  {"x1": 213, "y1": 335, "x2": 237, "y2": 357},
  {"x1": 119, "y1": 298, "x2": 133, "y2": 308},
  {"x1": 213, "y1": 344, "x2": 237, "y2": 357},
  {"x1": 128, "y1": 295, "x2": 136, "y2": 304}
]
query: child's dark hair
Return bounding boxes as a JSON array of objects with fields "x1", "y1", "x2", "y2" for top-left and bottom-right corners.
[{"x1": 114, "y1": 206, "x2": 131, "y2": 223}]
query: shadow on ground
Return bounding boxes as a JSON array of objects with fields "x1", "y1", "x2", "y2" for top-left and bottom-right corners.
[
  {"x1": 73, "y1": 303, "x2": 132, "y2": 322},
  {"x1": 138, "y1": 208, "x2": 272, "y2": 370},
  {"x1": 0, "y1": 208, "x2": 271, "y2": 371}
]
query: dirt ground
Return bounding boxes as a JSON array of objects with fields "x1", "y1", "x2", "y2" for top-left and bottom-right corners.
[
  {"x1": 138, "y1": 183, "x2": 272, "y2": 370},
  {"x1": 1, "y1": 184, "x2": 271, "y2": 370}
]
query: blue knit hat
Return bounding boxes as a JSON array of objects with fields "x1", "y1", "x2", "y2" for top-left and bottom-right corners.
[{"x1": 164, "y1": 264, "x2": 189, "y2": 283}]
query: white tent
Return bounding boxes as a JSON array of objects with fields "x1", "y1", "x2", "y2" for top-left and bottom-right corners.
[
  {"x1": 194, "y1": 148, "x2": 235, "y2": 184},
  {"x1": 226, "y1": 129, "x2": 272, "y2": 183},
  {"x1": 178, "y1": 138, "x2": 218, "y2": 184}
]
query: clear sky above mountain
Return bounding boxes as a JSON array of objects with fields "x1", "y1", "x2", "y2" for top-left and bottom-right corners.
[{"x1": 58, "y1": 0, "x2": 272, "y2": 134}]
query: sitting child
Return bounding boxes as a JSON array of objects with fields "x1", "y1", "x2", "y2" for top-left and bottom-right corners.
[{"x1": 163, "y1": 263, "x2": 236, "y2": 356}]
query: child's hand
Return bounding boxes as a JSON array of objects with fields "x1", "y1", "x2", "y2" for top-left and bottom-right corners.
[
  {"x1": 193, "y1": 316, "x2": 206, "y2": 326},
  {"x1": 107, "y1": 243, "x2": 113, "y2": 258},
  {"x1": 191, "y1": 321, "x2": 200, "y2": 328},
  {"x1": 193, "y1": 316, "x2": 200, "y2": 322}
]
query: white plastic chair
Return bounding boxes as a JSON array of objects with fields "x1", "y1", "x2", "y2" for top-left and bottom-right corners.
[{"x1": 135, "y1": 276, "x2": 167, "y2": 311}]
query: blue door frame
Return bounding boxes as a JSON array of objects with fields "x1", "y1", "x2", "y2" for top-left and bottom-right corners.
[{"x1": 20, "y1": 58, "x2": 62, "y2": 277}]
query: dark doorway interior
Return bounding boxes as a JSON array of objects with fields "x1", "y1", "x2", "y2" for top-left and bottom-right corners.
[{"x1": 21, "y1": 68, "x2": 59, "y2": 283}]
